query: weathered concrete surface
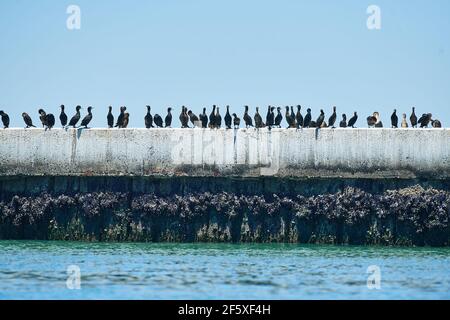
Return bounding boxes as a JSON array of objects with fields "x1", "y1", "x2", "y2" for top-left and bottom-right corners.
[{"x1": 0, "y1": 128, "x2": 449, "y2": 179}]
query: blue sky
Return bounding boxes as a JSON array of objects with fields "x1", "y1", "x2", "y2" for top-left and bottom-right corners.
[{"x1": 0, "y1": 0, "x2": 449, "y2": 128}]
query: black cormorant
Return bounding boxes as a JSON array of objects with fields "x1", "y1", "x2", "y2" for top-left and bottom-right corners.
[
  {"x1": 275, "y1": 107, "x2": 282, "y2": 128},
  {"x1": 410, "y1": 107, "x2": 418, "y2": 128},
  {"x1": 348, "y1": 112, "x2": 358, "y2": 128},
  {"x1": 68, "y1": 105, "x2": 82, "y2": 128},
  {"x1": 154, "y1": 114, "x2": 163, "y2": 128},
  {"x1": 45, "y1": 113, "x2": 55, "y2": 130},
  {"x1": 285, "y1": 106, "x2": 294, "y2": 128},
  {"x1": 419, "y1": 113, "x2": 432, "y2": 128},
  {"x1": 107, "y1": 106, "x2": 114, "y2": 128},
  {"x1": 254, "y1": 107, "x2": 265, "y2": 128},
  {"x1": 391, "y1": 109, "x2": 398, "y2": 128},
  {"x1": 225, "y1": 106, "x2": 232, "y2": 129},
  {"x1": 165, "y1": 107, "x2": 172, "y2": 127},
  {"x1": 316, "y1": 109, "x2": 325, "y2": 128},
  {"x1": 339, "y1": 114, "x2": 347, "y2": 128},
  {"x1": 0, "y1": 111, "x2": 10, "y2": 129},
  {"x1": 233, "y1": 113, "x2": 240, "y2": 129},
  {"x1": 199, "y1": 108, "x2": 208, "y2": 128},
  {"x1": 215, "y1": 107, "x2": 222, "y2": 128},
  {"x1": 367, "y1": 113, "x2": 377, "y2": 128},
  {"x1": 188, "y1": 110, "x2": 199, "y2": 127},
  {"x1": 431, "y1": 119, "x2": 442, "y2": 128},
  {"x1": 115, "y1": 106, "x2": 126, "y2": 128},
  {"x1": 209, "y1": 105, "x2": 217, "y2": 128},
  {"x1": 22, "y1": 113, "x2": 35, "y2": 128},
  {"x1": 59, "y1": 105, "x2": 67, "y2": 127},
  {"x1": 243, "y1": 105, "x2": 253, "y2": 128},
  {"x1": 303, "y1": 108, "x2": 312, "y2": 128},
  {"x1": 179, "y1": 106, "x2": 189, "y2": 128},
  {"x1": 328, "y1": 106, "x2": 337, "y2": 128},
  {"x1": 122, "y1": 113, "x2": 130, "y2": 128},
  {"x1": 80, "y1": 106, "x2": 93, "y2": 128},
  {"x1": 145, "y1": 106, "x2": 153, "y2": 129},
  {"x1": 38, "y1": 109, "x2": 47, "y2": 127}
]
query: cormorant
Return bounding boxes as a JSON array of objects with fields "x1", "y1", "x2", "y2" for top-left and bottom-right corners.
[
  {"x1": 209, "y1": 105, "x2": 217, "y2": 128},
  {"x1": 215, "y1": 107, "x2": 222, "y2": 128},
  {"x1": 68, "y1": 105, "x2": 82, "y2": 128},
  {"x1": 339, "y1": 114, "x2": 347, "y2": 128},
  {"x1": 122, "y1": 112, "x2": 130, "y2": 128},
  {"x1": 328, "y1": 106, "x2": 337, "y2": 128},
  {"x1": 0, "y1": 111, "x2": 10, "y2": 129},
  {"x1": 154, "y1": 114, "x2": 163, "y2": 128},
  {"x1": 232, "y1": 113, "x2": 240, "y2": 129},
  {"x1": 224, "y1": 106, "x2": 232, "y2": 129},
  {"x1": 179, "y1": 106, "x2": 189, "y2": 128},
  {"x1": 59, "y1": 105, "x2": 67, "y2": 127},
  {"x1": 367, "y1": 113, "x2": 377, "y2": 128},
  {"x1": 290, "y1": 107, "x2": 296, "y2": 127},
  {"x1": 115, "y1": 106, "x2": 126, "y2": 128},
  {"x1": 431, "y1": 119, "x2": 442, "y2": 128},
  {"x1": 418, "y1": 113, "x2": 432, "y2": 128},
  {"x1": 303, "y1": 108, "x2": 312, "y2": 128},
  {"x1": 199, "y1": 108, "x2": 208, "y2": 128},
  {"x1": 144, "y1": 106, "x2": 153, "y2": 129},
  {"x1": 107, "y1": 106, "x2": 114, "y2": 128},
  {"x1": 165, "y1": 107, "x2": 172, "y2": 127},
  {"x1": 296, "y1": 105, "x2": 303, "y2": 129},
  {"x1": 265, "y1": 106, "x2": 274, "y2": 128},
  {"x1": 348, "y1": 112, "x2": 358, "y2": 128},
  {"x1": 254, "y1": 107, "x2": 264, "y2": 128},
  {"x1": 374, "y1": 112, "x2": 384, "y2": 128},
  {"x1": 391, "y1": 109, "x2": 398, "y2": 128},
  {"x1": 188, "y1": 110, "x2": 199, "y2": 127},
  {"x1": 275, "y1": 107, "x2": 283, "y2": 128},
  {"x1": 243, "y1": 106, "x2": 253, "y2": 128},
  {"x1": 401, "y1": 114, "x2": 408, "y2": 128},
  {"x1": 38, "y1": 109, "x2": 47, "y2": 127},
  {"x1": 285, "y1": 106, "x2": 294, "y2": 128},
  {"x1": 410, "y1": 107, "x2": 418, "y2": 128},
  {"x1": 45, "y1": 113, "x2": 55, "y2": 130},
  {"x1": 80, "y1": 106, "x2": 93, "y2": 128},
  {"x1": 316, "y1": 109, "x2": 325, "y2": 128},
  {"x1": 22, "y1": 113, "x2": 35, "y2": 128}
]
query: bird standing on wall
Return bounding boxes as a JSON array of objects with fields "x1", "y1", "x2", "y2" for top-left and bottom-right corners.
[
  {"x1": 165, "y1": 107, "x2": 172, "y2": 128},
  {"x1": 316, "y1": 109, "x2": 325, "y2": 128},
  {"x1": 303, "y1": 108, "x2": 312, "y2": 128},
  {"x1": 199, "y1": 108, "x2": 208, "y2": 128},
  {"x1": 0, "y1": 111, "x2": 10, "y2": 129},
  {"x1": 144, "y1": 106, "x2": 153, "y2": 129},
  {"x1": 67, "y1": 105, "x2": 82, "y2": 128},
  {"x1": 374, "y1": 112, "x2": 383, "y2": 128},
  {"x1": 339, "y1": 114, "x2": 347, "y2": 128},
  {"x1": 80, "y1": 106, "x2": 93, "y2": 128},
  {"x1": 59, "y1": 105, "x2": 67, "y2": 127},
  {"x1": 122, "y1": 112, "x2": 130, "y2": 128},
  {"x1": 431, "y1": 119, "x2": 442, "y2": 128},
  {"x1": 410, "y1": 107, "x2": 418, "y2": 128},
  {"x1": 391, "y1": 109, "x2": 398, "y2": 128},
  {"x1": 418, "y1": 113, "x2": 432, "y2": 128},
  {"x1": 348, "y1": 112, "x2": 358, "y2": 128},
  {"x1": 22, "y1": 113, "x2": 35, "y2": 128},
  {"x1": 275, "y1": 107, "x2": 283, "y2": 128},
  {"x1": 154, "y1": 113, "x2": 163, "y2": 128},
  {"x1": 232, "y1": 113, "x2": 240, "y2": 129},
  {"x1": 367, "y1": 113, "x2": 377, "y2": 128},
  {"x1": 115, "y1": 106, "x2": 126, "y2": 128},
  {"x1": 295, "y1": 105, "x2": 303, "y2": 129},
  {"x1": 285, "y1": 106, "x2": 294, "y2": 128},
  {"x1": 188, "y1": 110, "x2": 199, "y2": 127},
  {"x1": 215, "y1": 107, "x2": 222, "y2": 128},
  {"x1": 107, "y1": 106, "x2": 114, "y2": 128},
  {"x1": 180, "y1": 106, "x2": 189, "y2": 128},
  {"x1": 328, "y1": 106, "x2": 337, "y2": 128},
  {"x1": 401, "y1": 114, "x2": 408, "y2": 128},
  {"x1": 225, "y1": 106, "x2": 232, "y2": 129},
  {"x1": 265, "y1": 106, "x2": 274, "y2": 129},
  {"x1": 254, "y1": 107, "x2": 265, "y2": 128},
  {"x1": 38, "y1": 109, "x2": 47, "y2": 127},
  {"x1": 209, "y1": 105, "x2": 217, "y2": 129},
  {"x1": 45, "y1": 113, "x2": 55, "y2": 130},
  {"x1": 243, "y1": 105, "x2": 253, "y2": 128}
]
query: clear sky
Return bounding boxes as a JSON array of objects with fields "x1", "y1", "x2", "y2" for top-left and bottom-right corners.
[{"x1": 0, "y1": 0, "x2": 449, "y2": 128}]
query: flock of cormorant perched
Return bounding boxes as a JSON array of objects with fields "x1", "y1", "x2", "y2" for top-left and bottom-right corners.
[{"x1": 0, "y1": 105, "x2": 444, "y2": 129}]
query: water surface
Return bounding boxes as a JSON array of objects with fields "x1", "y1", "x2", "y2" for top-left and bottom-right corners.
[{"x1": 0, "y1": 241, "x2": 449, "y2": 299}]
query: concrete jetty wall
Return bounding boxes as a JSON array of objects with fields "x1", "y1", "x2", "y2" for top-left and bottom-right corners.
[{"x1": 0, "y1": 128, "x2": 449, "y2": 179}]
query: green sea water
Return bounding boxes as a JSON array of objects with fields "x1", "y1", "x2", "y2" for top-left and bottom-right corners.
[{"x1": 0, "y1": 241, "x2": 448, "y2": 300}]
